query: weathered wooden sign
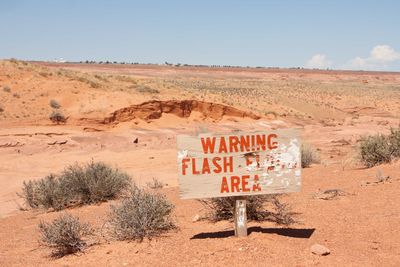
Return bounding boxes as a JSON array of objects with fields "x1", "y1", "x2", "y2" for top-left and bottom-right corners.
[{"x1": 177, "y1": 129, "x2": 301, "y2": 199}]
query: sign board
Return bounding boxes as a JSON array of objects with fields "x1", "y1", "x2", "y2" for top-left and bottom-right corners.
[{"x1": 177, "y1": 129, "x2": 301, "y2": 199}]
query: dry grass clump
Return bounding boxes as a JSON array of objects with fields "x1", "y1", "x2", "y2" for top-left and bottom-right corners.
[
  {"x1": 359, "y1": 127, "x2": 400, "y2": 167},
  {"x1": 146, "y1": 177, "x2": 164, "y2": 189},
  {"x1": 38, "y1": 213, "x2": 93, "y2": 257},
  {"x1": 135, "y1": 85, "x2": 160, "y2": 94},
  {"x1": 49, "y1": 99, "x2": 61, "y2": 109},
  {"x1": 199, "y1": 195, "x2": 298, "y2": 226},
  {"x1": 301, "y1": 144, "x2": 320, "y2": 168},
  {"x1": 108, "y1": 186, "x2": 175, "y2": 241},
  {"x1": 21, "y1": 162, "x2": 131, "y2": 211},
  {"x1": 49, "y1": 110, "x2": 67, "y2": 124}
]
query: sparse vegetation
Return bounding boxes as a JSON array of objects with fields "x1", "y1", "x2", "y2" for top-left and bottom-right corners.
[
  {"x1": 146, "y1": 177, "x2": 164, "y2": 189},
  {"x1": 135, "y1": 85, "x2": 160, "y2": 94},
  {"x1": 49, "y1": 110, "x2": 67, "y2": 124},
  {"x1": 108, "y1": 186, "x2": 175, "y2": 241},
  {"x1": 199, "y1": 195, "x2": 298, "y2": 226},
  {"x1": 62, "y1": 162, "x2": 132, "y2": 204},
  {"x1": 359, "y1": 127, "x2": 400, "y2": 167},
  {"x1": 301, "y1": 144, "x2": 320, "y2": 168},
  {"x1": 3, "y1": 86, "x2": 11, "y2": 92},
  {"x1": 49, "y1": 99, "x2": 61, "y2": 109},
  {"x1": 21, "y1": 174, "x2": 72, "y2": 210},
  {"x1": 20, "y1": 162, "x2": 131, "y2": 211},
  {"x1": 38, "y1": 213, "x2": 93, "y2": 257},
  {"x1": 0, "y1": 105, "x2": 4, "y2": 112}
]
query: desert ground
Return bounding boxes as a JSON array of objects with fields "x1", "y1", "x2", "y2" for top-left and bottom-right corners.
[{"x1": 0, "y1": 59, "x2": 400, "y2": 266}]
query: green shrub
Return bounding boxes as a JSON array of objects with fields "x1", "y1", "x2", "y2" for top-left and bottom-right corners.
[
  {"x1": 38, "y1": 213, "x2": 93, "y2": 257},
  {"x1": 199, "y1": 195, "x2": 298, "y2": 226},
  {"x1": 301, "y1": 144, "x2": 320, "y2": 168},
  {"x1": 108, "y1": 187, "x2": 175, "y2": 241},
  {"x1": 359, "y1": 128, "x2": 400, "y2": 167},
  {"x1": 20, "y1": 162, "x2": 131, "y2": 211}
]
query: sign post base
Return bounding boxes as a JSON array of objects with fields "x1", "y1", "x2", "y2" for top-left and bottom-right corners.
[{"x1": 234, "y1": 197, "x2": 247, "y2": 237}]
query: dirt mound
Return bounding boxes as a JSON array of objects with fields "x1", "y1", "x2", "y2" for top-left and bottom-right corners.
[{"x1": 104, "y1": 100, "x2": 261, "y2": 123}]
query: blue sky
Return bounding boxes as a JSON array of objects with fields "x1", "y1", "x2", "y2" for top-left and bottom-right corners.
[{"x1": 1, "y1": 0, "x2": 399, "y2": 71}]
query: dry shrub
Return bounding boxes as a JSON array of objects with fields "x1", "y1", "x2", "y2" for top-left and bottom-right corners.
[
  {"x1": 62, "y1": 162, "x2": 132, "y2": 204},
  {"x1": 359, "y1": 127, "x2": 400, "y2": 167},
  {"x1": 39, "y1": 213, "x2": 93, "y2": 257},
  {"x1": 135, "y1": 85, "x2": 160, "y2": 94},
  {"x1": 21, "y1": 174, "x2": 72, "y2": 211},
  {"x1": 301, "y1": 144, "x2": 320, "y2": 168},
  {"x1": 49, "y1": 110, "x2": 67, "y2": 124},
  {"x1": 20, "y1": 162, "x2": 131, "y2": 211},
  {"x1": 108, "y1": 187, "x2": 175, "y2": 241},
  {"x1": 49, "y1": 99, "x2": 61, "y2": 109},
  {"x1": 146, "y1": 177, "x2": 164, "y2": 189},
  {"x1": 199, "y1": 195, "x2": 298, "y2": 226}
]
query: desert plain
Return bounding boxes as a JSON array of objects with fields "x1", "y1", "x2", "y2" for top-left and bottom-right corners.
[{"x1": 0, "y1": 59, "x2": 399, "y2": 266}]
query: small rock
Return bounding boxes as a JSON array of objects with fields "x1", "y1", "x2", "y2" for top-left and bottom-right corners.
[
  {"x1": 192, "y1": 214, "x2": 201, "y2": 222},
  {"x1": 311, "y1": 244, "x2": 330, "y2": 256},
  {"x1": 361, "y1": 180, "x2": 370, "y2": 186}
]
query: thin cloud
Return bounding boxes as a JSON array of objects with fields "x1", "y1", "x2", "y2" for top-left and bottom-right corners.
[
  {"x1": 305, "y1": 54, "x2": 332, "y2": 69},
  {"x1": 345, "y1": 45, "x2": 400, "y2": 70}
]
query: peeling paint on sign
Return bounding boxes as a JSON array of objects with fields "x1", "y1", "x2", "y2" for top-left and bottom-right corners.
[{"x1": 177, "y1": 129, "x2": 301, "y2": 199}]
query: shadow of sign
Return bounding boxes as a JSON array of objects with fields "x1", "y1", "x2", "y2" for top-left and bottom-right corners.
[{"x1": 191, "y1": 227, "x2": 315, "y2": 239}]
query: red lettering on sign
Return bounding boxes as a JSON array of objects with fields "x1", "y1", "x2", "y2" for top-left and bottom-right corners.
[
  {"x1": 240, "y1": 135, "x2": 250, "y2": 152},
  {"x1": 212, "y1": 157, "x2": 222, "y2": 173},
  {"x1": 220, "y1": 176, "x2": 229, "y2": 193},
  {"x1": 192, "y1": 158, "x2": 200, "y2": 175},
  {"x1": 201, "y1": 137, "x2": 216, "y2": 154},
  {"x1": 253, "y1": 174, "x2": 261, "y2": 191},
  {"x1": 202, "y1": 158, "x2": 210, "y2": 174},
  {"x1": 242, "y1": 175, "x2": 250, "y2": 192},
  {"x1": 229, "y1": 136, "x2": 239, "y2": 152},
  {"x1": 181, "y1": 158, "x2": 190, "y2": 175},
  {"x1": 268, "y1": 134, "x2": 278, "y2": 149},
  {"x1": 219, "y1": 137, "x2": 228, "y2": 153},
  {"x1": 231, "y1": 176, "x2": 240, "y2": 192},
  {"x1": 223, "y1": 156, "x2": 233, "y2": 173}
]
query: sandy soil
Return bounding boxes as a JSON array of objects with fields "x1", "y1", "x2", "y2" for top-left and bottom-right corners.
[{"x1": 0, "y1": 60, "x2": 399, "y2": 266}]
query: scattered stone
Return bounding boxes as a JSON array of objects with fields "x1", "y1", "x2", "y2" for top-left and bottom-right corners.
[
  {"x1": 192, "y1": 214, "x2": 201, "y2": 222},
  {"x1": 360, "y1": 180, "x2": 370, "y2": 186},
  {"x1": 313, "y1": 189, "x2": 349, "y2": 200},
  {"x1": 311, "y1": 244, "x2": 330, "y2": 256},
  {"x1": 133, "y1": 137, "x2": 138, "y2": 144}
]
